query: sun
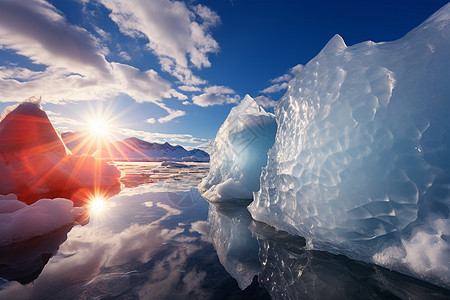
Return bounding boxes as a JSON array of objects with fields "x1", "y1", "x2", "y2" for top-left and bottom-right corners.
[{"x1": 89, "y1": 118, "x2": 110, "y2": 137}]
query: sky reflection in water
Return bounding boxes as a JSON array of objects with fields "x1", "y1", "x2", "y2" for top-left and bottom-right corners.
[
  {"x1": 0, "y1": 162, "x2": 449, "y2": 299},
  {"x1": 0, "y1": 162, "x2": 261, "y2": 300}
]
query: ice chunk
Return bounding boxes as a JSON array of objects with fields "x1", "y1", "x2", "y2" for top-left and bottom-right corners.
[
  {"x1": 199, "y1": 95, "x2": 276, "y2": 202},
  {"x1": 161, "y1": 161, "x2": 190, "y2": 168},
  {"x1": 249, "y1": 3, "x2": 450, "y2": 288},
  {"x1": 0, "y1": 198, "x2": 86, "y2": 246},
  {"x1": 0, "y1": 97, "x2": 122, "y2": 203},
  {"x1": 207, "y1": 203, "x2": 260, "y2": 289}
]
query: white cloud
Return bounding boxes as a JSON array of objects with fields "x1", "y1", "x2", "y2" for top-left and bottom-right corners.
[
  {"x1": 271, "y1": 74, "x2": 291, "y2": 83},
  {"x1": 291, "y1": 63, "x2": 304, "y2": 74},
  {"x1": 157, "y1": 108, "x2": 186, "y2": 123},
  {"x1": 0, "y1": 0, "x2": 109, "y2": 75},
  {"x1": 178, "y1": 85, "x2": 201, "y2": 92},
  {"x1": 254, "y1": 95, "x2": 277, "y2": 108},
  {"x1": 0, "y1": 0, "x2": 186, "y2": 124},
  {"x1": 93, "y1": 25, "x2": 112, "y2": 41},
  {"x1": 192, "y1": 93, "x2": 240, "y2": 107},
  {"x1": 182, "y1": 101, "x2": 190, "y2": 105},
  {"x1": 260, "y1": 82, "x2": 288, "y2": 94},
  {"x1": 259, "y1": 63, "x2": 303, "y2": 96},
  {"x1": 145, "y1": 117, "x2": 156, "y2": 124},
  {"x1": 203, "y1": 85, "x2": 234, "y2": 94},
  {"x1": 117, "y1": 128, "x2": 209, "y2": 146},
  {"x1": 99, "y1": 0, "x2": 220, "y2": 84},
  {"x1": 192, "y1": 5, "x2": 220, "y2": 28},
  {"x1": 0, "y1": 66, "x2": 43, "y2": 81},
  {"x1": 118, "y1": 51, "x2": 131, "y2": 61},
  {"x1": 190, "y1": 85, "x2": 238, "y2": 107}
]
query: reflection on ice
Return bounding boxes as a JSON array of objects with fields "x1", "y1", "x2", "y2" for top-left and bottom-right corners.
[
  {"x1": 207, "y1": 203, "x2": 450, "y2": 299},
  {"x1": 88, "y1": 196, "x2": 106, "y2": 214},
  {"x1": 253, "y1": 220, "x2": 450, "y2": 299},
  {"x1": 207, "y1": 202, "x2": 260, "y2": 289},
  {"x1": 0, "y1": 163, "x2": 267, "y2": 299},
  {"x1": 0, "y1": 225, "x2": 73, "y2": 285}
]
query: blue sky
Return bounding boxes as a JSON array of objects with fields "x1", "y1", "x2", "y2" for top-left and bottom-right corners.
[{"x1": 0, "y1": 0, "x2": 448, "y2": 149}]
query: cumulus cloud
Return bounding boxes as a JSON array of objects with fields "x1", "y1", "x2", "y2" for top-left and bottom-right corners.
[
  {"x1": 192, "y1": 93, "x2": 240, "y2": 107},
  {"x1": 0, "y1": 0, "x2": 109, "y2": 75},
  {"x1": 271, "y1": 74, "x2": 292, "y2": 83},
  {"x1": 118, "y1": 51, "x2": 131, "y2": 61},
  {"x1": 157, "y1": 108, "x2": 186, "y2": 123},
  {"x1": 290, "y1": 63, "x2": 304, "y2": 74},
  {"x1": 145, "y1": 117, "x2": 156, "y2": 124},
  {"x1": 260, "y1": 82, "x2": 289, "y2": 94},
  {"x1": 178, "y1": 85, "x2": 201, "y2": 92},
  {"x1": 0, "y1": 0, "x2": 188, "y2": 123},
  {"x1": 99, "y1": 0, "x2": 220, "y2": 84},
  {"x1": 203, "y1": 85, "x2": 234, "y2": 94},
  {"x1": 254, "y1": 95, "x2": 277, "y2": 108},
  {"x1": 259, "y1": 63, "x2": 304, "y2": 95},
  {"x1": 190, "y1": 85, "x2": 239, "y2": 107}
]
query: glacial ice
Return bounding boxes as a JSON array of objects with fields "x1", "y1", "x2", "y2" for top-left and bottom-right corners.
[
  {"x1": 0, "y1": 96, "x2": 121, "y2": 202},
  {"x1": 249, "y1": 3, "x2": 450, "y2": 288},
  {"x1": 199, "y1": 95, "x2": 277, "y2": 202},
  {"x1": 207, "y1": 203, "x2": 450, "y2": 297},
  {"x1": 0, "y1": 194, "x2": 86, "y2": 246}
]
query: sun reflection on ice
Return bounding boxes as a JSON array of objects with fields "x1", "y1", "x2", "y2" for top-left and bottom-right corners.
[{"x1": 89, "y1": 196, "x2": 106, "y2": 214}]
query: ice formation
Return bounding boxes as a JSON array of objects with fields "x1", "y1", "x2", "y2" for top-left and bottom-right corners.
[
  {"x1": 0, "y1": 194, "x2": 85, "y2": 246},
  {"x1": 249, "y1": 3, "x2": 450, "y2": 288},
  {"x1": 0, "y1": 96, "x2": 121, "y2": 202},
  {"x1": 249, "y1": 221, "x2": 450, "y2": 299},
  {"x1": 199, "y1": 95, "x2": 277, "y2": 201}
]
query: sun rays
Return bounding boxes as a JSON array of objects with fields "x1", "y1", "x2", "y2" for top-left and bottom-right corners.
[
  {"x1": 89, "y1": 196, "x2": 106, "y2": 214},
  {"x1": 89, "y1": 118, "x2": 110, "y2": 138}
]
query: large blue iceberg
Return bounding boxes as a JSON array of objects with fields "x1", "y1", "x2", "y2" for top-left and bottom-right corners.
[{"x1": 248, "y1": 3, "x2": 450, "y2": 288}]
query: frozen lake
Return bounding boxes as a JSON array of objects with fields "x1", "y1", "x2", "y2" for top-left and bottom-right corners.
[{"x1": 0, "y1": 162, "x2": 449, "y2": 299}]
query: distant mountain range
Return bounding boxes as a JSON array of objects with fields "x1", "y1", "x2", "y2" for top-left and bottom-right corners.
[{"x1": 61, "y1": 132, "x2": 209, "y2": 162}]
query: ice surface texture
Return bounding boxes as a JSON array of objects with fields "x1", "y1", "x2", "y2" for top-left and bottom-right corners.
[
  {"x1": 249, "y1": 4, "x2": 450, "y2": 288},
  {"x1": 0, "y1": 96, "x2": 121, "y2": 201},
  {"x1": 199, "y1": 95, "x2": 276, "y2": 201},
  {"x1": 0, "y1": 194, "x2": 85, "y2": 246}
]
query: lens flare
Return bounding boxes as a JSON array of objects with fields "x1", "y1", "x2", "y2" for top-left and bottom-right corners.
[
  {"x1": 89, "y1": 118, "x2": 109, "y2": 138},
  {"x1": 89, "y1": 196, "x2": 106, "y2": 214}
]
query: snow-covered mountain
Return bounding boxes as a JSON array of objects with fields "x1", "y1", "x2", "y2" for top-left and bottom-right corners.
[{"x1": 76, "y1": 137, "x2": 210, "y2": 162}]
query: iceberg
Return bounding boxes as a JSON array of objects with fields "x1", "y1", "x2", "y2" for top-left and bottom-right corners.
[
  {"x1": 249, "y1": 3, "x2": 450, "y2": 288},
  {"x1": 199, "y1": 95, "x2": 276, "y2": 202},
  {"x1": 0, "y1": 194, "x2": 86, "y2": 246},
  {"x1": 0, "y1": 96, "x2": 121, "y2": 204}
]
